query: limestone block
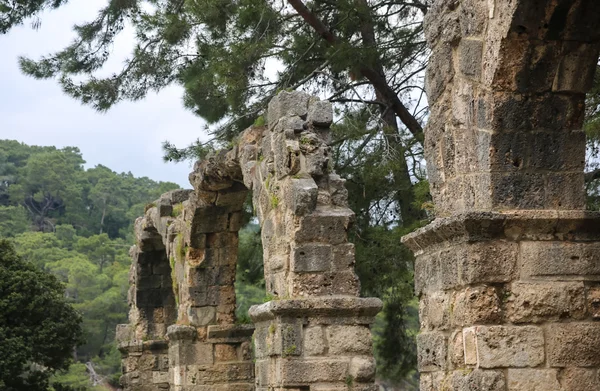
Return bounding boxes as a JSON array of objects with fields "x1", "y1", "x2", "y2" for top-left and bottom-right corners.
[
  {"x1": 328, "y1": 174, "x2": 349, "y2": 207},
  {"x1": 557, "y1": 367, "x2": 600, "y2": 391},
  {"x1": 507, "y1": 369, "x2": 560, "y2": 391},
  {"x1": 419, "y1": 291, "x2": 451, "y2": 331},
  {"x1": 458, "y1": 0, "x2": 487, "y2": 36},
  {"x1": 267, "y1": 91, "x2": 310, "y2": 129},
  {"x1": 519, "y1": 241, "x2": 600, "y2": 279},
  {"x1": 451, "y1": 285, "x2": 502, "y2": 327},
  {"x1": 291, "y1": 243, "x2": 333, "y2": 272},
  {"x1": 187, "y1": 306, "x2": 217, "y2": 326},
  {"x1": 191, "y1": 206, "x2": 229, "y2": 234},
  {"x1": 459, "y1": 39, "x2": 483, "y2": 79},
  {"x1": 332, "y1": 243, "x2": 355, "y2": 271},
  {"x1": 327, "y1": 325, "x2": 373, "y2": 355},
  {"x1": 425, "y1": 41, "x2": 454, "y2": 103},
  {"x1": 450, "y1": 370, "x2": 506, "y2": 391},
  {"x1": 417, "y1": 332, "x2": 447, "y2": 372},
  {"x1": 449, "y1": 330, "x2": 464, "y2": 368},
  {"x1": 553, "y1": 41, "x2": 600, "y2": 93},
  {"x1": 274, "y1": 115, "x2": 305, "y2": 133},
  {"x1": 116, "y1": 323, "x2": 134, "y2": 343},
  {"x1": 294, "y1": 206, "x2": 354, "y2": 245},
  {"x1": 291, "y1": 270, "x2": 360, "y2": 296},
  {"x1": 349, "y1": 357, "x2": 376, "y2": 382},
  {"x1": 307, "y1": 99, "x2": 333, "y2": 127},
  {"x1": 279, "y1": 358, "x2": 349, "y2": 384},
  {"x1": 303, "y1": 326, "x2": 326, "y2": 356},
  {"x1": 505, "y1": 281, "x2": 586, "y2": 323},
  {"x1": 547, "y1": 323, "x2": 600, "y2": 367},
  {"x1": 423, "y1": 0, "x2": 460, "y2": 44},
  {"x1": 419, "y1": 372, "x2": 446, "y2": 391},
  {"x1": 472, "y1": 326, "x2": 545, "y2": 368},
  {"x1": 285, "y1": 177, "x2": 318, "y2": 216},
  {"x1": 214, "y1": 344, "x2": 237, "y2": 362},
  {"x1": 588, "y1": 285, "x2": 600, "y2": 319}
]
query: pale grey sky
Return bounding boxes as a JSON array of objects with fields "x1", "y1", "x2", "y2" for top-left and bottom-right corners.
[{"x1": 0, "y1": 1, "x2": 208, "y2": 188}]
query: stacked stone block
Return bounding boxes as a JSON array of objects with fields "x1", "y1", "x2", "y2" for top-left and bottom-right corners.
[
  {"x1": 250, "y1": 297, "x2": 381, "y2": 391},
  {"x1": 242, "y1": 91, "x2": 382, "y2": 390},
  {"x1": 403, "y1": 1, "x2": 600, "y2": 390}
]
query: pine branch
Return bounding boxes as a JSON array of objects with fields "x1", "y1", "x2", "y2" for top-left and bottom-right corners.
[
  {"x1": 286, "y1": 0, "x2": 424, "y2": 145},
  {"x1": 585, "y1": 168, "x2": 600, "y2": 183}
]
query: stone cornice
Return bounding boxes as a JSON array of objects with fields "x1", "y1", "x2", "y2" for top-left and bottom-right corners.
[{"x1": 402, "y1": 210, "x2": 600, "y2": 253}]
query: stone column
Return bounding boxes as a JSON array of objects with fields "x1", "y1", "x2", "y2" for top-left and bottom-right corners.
[
  {"x1": 403, "y1": 0, "x2": 600, "y2": 389},
  {"x1": 244, "y1": 92, "x2": 383, "y2": 391}
]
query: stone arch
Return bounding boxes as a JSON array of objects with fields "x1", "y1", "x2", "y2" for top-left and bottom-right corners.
[{"x1": 117, "y1": 91, "x2": 383, "y2": 391}]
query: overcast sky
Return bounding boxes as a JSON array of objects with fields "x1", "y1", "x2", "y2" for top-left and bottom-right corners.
[{"x1": 0, "y1": 1, "x2": 207, "y2": 188}]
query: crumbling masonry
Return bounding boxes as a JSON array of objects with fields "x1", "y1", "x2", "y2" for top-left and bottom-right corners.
[
  {"x1": 402, "y1": 0, "x2": 600, "y2": 390},
  {"x1": 116, "y1": 91, "x2": 382, "y2": 391},
  {"x1": 117, "y1": 1, "x2": 600, "y2": 390}
]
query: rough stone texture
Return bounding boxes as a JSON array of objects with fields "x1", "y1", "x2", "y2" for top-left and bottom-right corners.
[
  {"x1": 249, "y1": 297, "x2": 381, "y2": 389},
  {"x1": 117, "y1": 92, "x2": 381, "y2": 390},
  {"x1": 404, "y1": 1, "x2": 600, "y2": 389}
]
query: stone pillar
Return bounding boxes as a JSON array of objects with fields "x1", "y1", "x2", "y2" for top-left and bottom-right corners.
[
  {"x1": 167, "y1": 324, "x2": 254, "y2": 391},
  {"x1": 243, "y1": 92, "x2": 383, "y2": 391},
  {"x1": 403, "y1": 0, "x2": 600, "y2": 389}
]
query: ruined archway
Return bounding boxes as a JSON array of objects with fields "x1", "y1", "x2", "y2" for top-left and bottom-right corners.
[
  {"x1": 116, "y1": 92, "x2": 382, "y2": 391},
  {"x1": 402, "y1": 0, "x2": 600, "y2": 390}
]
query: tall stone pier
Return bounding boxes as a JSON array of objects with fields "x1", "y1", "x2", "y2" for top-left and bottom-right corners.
[{"x1": 402, "y1": 0, "x2": 600, "y2": 389}]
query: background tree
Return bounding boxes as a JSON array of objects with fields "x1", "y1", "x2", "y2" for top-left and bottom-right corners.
[{"x1": 0, "y1": 239, "x2": 83, "y2": 391}]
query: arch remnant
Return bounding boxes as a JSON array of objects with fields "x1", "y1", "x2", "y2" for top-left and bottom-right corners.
[
  {"x1": 116, "y1": 91, "x2": 382, "y2": 391},
  {"x1": 403, "y1": 0, "x2": 600, "y2": 390}
]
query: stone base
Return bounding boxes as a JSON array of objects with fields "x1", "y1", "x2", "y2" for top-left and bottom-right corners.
[
  {"x1": 402, "y1": 211, "x2": 600, "y2": 391},
  {"x1": 249, "y1": 297, "x2": 382, "y2": 391},
  {"x1": 166, "y1": 324, "x2": 254, "y2": 391},
  {"x1": 118, "y1": 340, "x2": 170, "y2": 391}
]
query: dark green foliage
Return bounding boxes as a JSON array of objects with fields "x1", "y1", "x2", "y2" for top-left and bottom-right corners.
[
  {"x1": 0, "y1": 140, "x2": 182, "y2": 389},
  {"x1": 585, "y1": 64, "x2": 600, "y2": 210},
  {"x1": 0, "y1": 239, "x2": 83, "y2": 390}
]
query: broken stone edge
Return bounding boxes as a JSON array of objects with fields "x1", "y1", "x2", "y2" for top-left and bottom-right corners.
[{"x1": 402, "y1": 210, "x2": 600, "y2": 253}]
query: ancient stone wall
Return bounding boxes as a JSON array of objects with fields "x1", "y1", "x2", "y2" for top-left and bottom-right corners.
[
  {"x1": 403, "y1": 0, "x2": 600, "y2": 390},
  {"x1": 116, "y1": 91, "x2": 382, "y2": 391}
]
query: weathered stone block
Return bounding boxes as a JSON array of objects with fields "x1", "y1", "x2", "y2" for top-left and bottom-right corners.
[
  {"x1": 588, "y1": 285, "x2": 600, "y2": 319},
  {"x1": 332, "y1": 243, "x2": 355, "y2": 271},
  {"x1": 459, "y1": 39, "x2": 483, "y2": 78},
  {"x1": 279, "y1": 358, "x2": 349, "y2": 384},
  {"x1": 450, "y1": 369, "x2": 506, "y2": 391},
  {"x1": 349, "y1": 357, "x2": 376, "y2": 382},
  {"x1": 303, "y1": 326, "x2": 326, "y2": 356},
  {"x1": 519, "y1": 241, "x2": 600, "y2": 279},
  {"x1": 419, "y1": 291, "x2": 451, "y2": 331},
  {"x1": 294, "y1": 207, "x2": 353, "y2": 245},
  {"x1": 187, "y1": 306, "x2": 216, "y2": 326},
  {"x1": 451, "y1": 285, "x2": 502, "y2": 327},
  {"x1": 547, "y1": 323, "x2": 600, "y2": 367},
  {"x1": 505, "y1": 281, "x2": 586, "y2": 323},
  {"x1": 291, "y1": 243, "x2": 333, "y2": 272},
  {"x1": 327, "y1": 325, "x2": 373, "y2": 355},
  {"x1": 557, "y1": 367, "x2": 600, "y2": 391},
  {"x1": 286, "y1": 177, "x2": 318, "y2": 216},
  {"x1": 267, "y1": 91, "x2": 310, "y2": 129},
  {"x1": 417, "y1": 332, "x2": 447, "y2": 372},
  {"x1": 507, "y1": 369, "x2": 560, "y2": 391},
  {"x1": 307, "y1": 99, "x2": 333, "y2": 127},
  {"x1": 473, "y1": 326, "x2": 545, "y2": 368}
]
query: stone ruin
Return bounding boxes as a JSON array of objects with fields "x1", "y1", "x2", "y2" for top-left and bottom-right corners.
[
  {"x1": 117, "y1": 0, "x2": 600, "y2": 390},
  {"x1": 116, "y1": 91, "x2": 383, "y2": 391},
  {"x1": 402, "y1": 0, "x2": 600, "y2": 389}
]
